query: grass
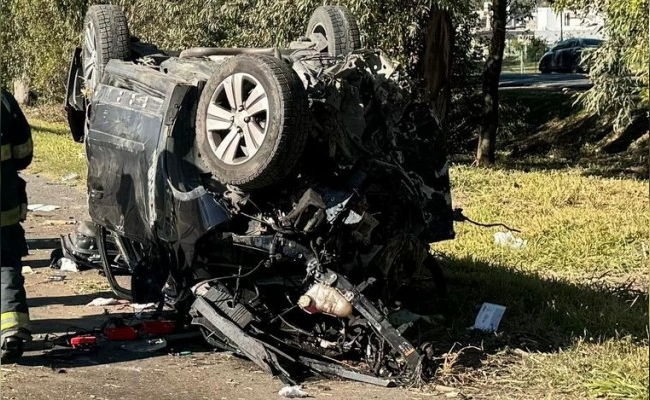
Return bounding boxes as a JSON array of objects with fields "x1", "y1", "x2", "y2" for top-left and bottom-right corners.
[
  {"x1": 428, "y1": 164, "x2": 648, "y2": 399},
  {"x1": 28, "y1": 119, "x2": 87, "y2": 184},
  {"x1": 24, "y1": 115, "x2": 649, "y2": 399},
  {"x1": 502, "y1": 57, "x2": 539, "y2": 73},
  {"x1": 438, "y1": 166, "x2": 648, "y2": 279}
]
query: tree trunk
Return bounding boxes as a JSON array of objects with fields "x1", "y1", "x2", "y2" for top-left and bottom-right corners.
[
  {"x1": 476, "y1": 0, "x2": 508, "y2": 166},
  {"x1": 423, "y1": 9, "x2": 453, "y2": 145}
]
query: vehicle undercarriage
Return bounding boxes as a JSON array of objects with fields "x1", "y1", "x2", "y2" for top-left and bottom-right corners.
[{"x1": 60, "y1": 4, "x2": 456, "y2": 386}]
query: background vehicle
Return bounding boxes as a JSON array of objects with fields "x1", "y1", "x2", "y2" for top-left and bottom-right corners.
[
  {"x1": 538, "y1": 37, "x2": 604, "y2": 73},
  {"x1": 62, "y1": 4, "x2": 454, "y2": 386}
]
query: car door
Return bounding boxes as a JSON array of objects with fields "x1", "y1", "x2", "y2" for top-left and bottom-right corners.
[
  {"x1": 85, "y1": 83, "x2": 164, "y2": 243},
  {"x1": 85, "y1": 60, "x2": 188, "y2": 244},
  {"x1": 550, "y1": 40, "x2": 568, "y2": 70},
  {"x1": 558, "y1": 39, "x2": 578, "y2": 71}
]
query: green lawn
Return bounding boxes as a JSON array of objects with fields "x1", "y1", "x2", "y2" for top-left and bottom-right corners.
[
  {"x1": 29, "y1": 119, "x2": 87, "y2": 183},
  {"x1": 26, "y1": 116, "x2": 649, "y2": 399},
  {"x1": 502, "y1": 57, "x2": 539, "y2": 73},
  {"x1": 433, "y1": 165, "x2": 648, "y2": 399}
]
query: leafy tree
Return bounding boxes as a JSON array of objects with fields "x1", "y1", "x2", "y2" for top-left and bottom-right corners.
[
  {"x1": 476, "y1": 0, "x2": 508, "y2": 165},
  {"x1": 0, "y1": 0, "x2": 492, "y2": 158},
  {"x1": 1, "y1": 0, "x2": 467, "y2": 101},
  {"x1": 552, "y1": 0, "x2": 648, "y2": 132}
]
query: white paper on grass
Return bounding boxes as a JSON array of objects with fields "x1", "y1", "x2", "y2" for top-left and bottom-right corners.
[{"x1": 473, "y1": 302, "x2": 506, "y2": 332}]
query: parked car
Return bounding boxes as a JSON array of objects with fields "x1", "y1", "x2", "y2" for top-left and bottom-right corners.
[
  {"x1": 62, "y1": 4, "x2": 455, "y2": 386},
  {"x1": 538, "y1": 38, "x2": 604, "y2": 73}
]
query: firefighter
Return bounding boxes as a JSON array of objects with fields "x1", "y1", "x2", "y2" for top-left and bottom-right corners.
[{"x1": 1, "y1": 88, "x2": 33, "y2": 362}]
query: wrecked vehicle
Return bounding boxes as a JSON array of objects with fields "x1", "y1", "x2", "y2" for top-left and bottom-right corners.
[{"x1": 62, "y1": 4, "x2": 455, "y2": 386}]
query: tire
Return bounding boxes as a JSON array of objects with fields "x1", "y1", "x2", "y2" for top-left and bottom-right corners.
[
  {"x1": 82, "y1": 5, "x2": 130, "y2": 98},
  {"x1": 306, "y1": 5, "x2": 361, "y2": 56},
  {"x1": 539, "y1": 63, "x2": 551, "y2": 74},
  {"x1": 196, "y1": 54, "x2": 310, "y2": 190}
]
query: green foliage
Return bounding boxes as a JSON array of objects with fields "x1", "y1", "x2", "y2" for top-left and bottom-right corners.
[
  {"x1": 508, "y1": 37, "x2": 548, "y2": 62},
  {"x1": 1, "y1": 1, "x2": 83, "y2": 99},
  {"x1": 115, "y1": 0, "x2": 225, "y2": 50},
  {"x1": 447, "y1": 12, "x2": 485, "y2": 151},
  {"x1": 1, "y1": 0, "x2": 474, "y2": 102},
  {"x1": 553, "y1": 0, "x2": 649, "y2": 129},
  {"x1": 525, "y1": 37, "x2": 547, "y2": 62}
]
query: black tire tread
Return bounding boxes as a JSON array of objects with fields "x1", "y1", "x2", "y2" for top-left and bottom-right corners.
[
  {"x1": 335, "y1": 6, "x2": 362, "y2": 51},
  {"x1": 85, "y1": 5, "x2": 130, "y2": 90},
  {"x1": 307, "y1": 5, "x2": 359, "y2": 56}
]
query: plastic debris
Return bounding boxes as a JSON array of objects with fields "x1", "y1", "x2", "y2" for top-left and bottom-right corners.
[
  {"x1": 494, "y1": 231, "x2": 527, "y2": 249},
  {"x1": 70, "y1": 335, "x2": 97, "y2": 348},
  {"x1": 59, "y1": 258, "x2": 79, "y2": 272},
  {"x1": 27, "y1": 204, "x2": 61, "y2": 212},
  {"x1": 21, "y1": 266, "x2": 34, "y2": 274},
  {"x1": 472, "y1": 302, "x2": 506, "y2": 332},
  {"x1": 140, "y1": 320, "x2": 175, "y2": 335},
  {"x1": 278, "y1": 386, "x2": 309, "y2": 398},
  {"x1": 387, "y1": 309, "x2": 432, "y2": 326},
  {"x1": 61, "y1": 173, "x2": 80, "y2": 182},
  {"x1": 86, "y1": 297, "x2": 120, "y2": 307},
  {"x1": 122, "y1": 338, "x2": 167, "y2": 353},
  {"x1": 104, "y1": 326, "x2": 138, "y2": 341},
  {"x1": 131, "y1": 303, "x2": 156, "y2": 311},
  {"x1": 48, "y1": 274, "x2": 66, "y2": 282}
]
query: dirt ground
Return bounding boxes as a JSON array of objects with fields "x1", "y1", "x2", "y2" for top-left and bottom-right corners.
[{"x1": 1, "y1": 173, "x2": 451, "y2": 400}]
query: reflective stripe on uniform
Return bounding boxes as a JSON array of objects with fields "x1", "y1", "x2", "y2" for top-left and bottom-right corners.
[
  {"x1": 12, "y1": 137, "x2": 33, "y2": 160},
  {"x1": 1, "y1": 144, "x2": 11, "y2": 161},
  {"x1": 1, "y1": 206, "x2": 22, "y2": 227},
  {"x1": 1, "y1": 311, "x2": 30, "y2": 331}
]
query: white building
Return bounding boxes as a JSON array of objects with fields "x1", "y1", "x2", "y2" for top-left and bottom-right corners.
[
  {"x1": 532, "y1": 7, "x2": 604, "y2": 44},
  {"x1": 476, "y1": 3, "x2": 605, "y2": 45}
]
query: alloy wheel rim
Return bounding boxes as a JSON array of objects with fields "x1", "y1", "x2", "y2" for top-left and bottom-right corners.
[
  {"x1": 83, "y1": 22, "x2": 98, "y2": 95},
  {"x1": 206, "y1": 73, "x2": 269, "y2": 166}
]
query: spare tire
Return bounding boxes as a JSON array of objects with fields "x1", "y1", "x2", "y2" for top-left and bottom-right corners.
[
  {"x1": 82, "y1": 5, "x2": 130, "y2": 98},
  {"x1": 306, "y1": 5, "x2": 361, "y2": 56},
  {"x1": 196, "y1": 54, "x2": 310, "y2": 190}
]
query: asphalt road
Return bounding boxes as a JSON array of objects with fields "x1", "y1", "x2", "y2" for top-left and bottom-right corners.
[{"x1": 499, "y1": 72, "x2": 592, "y2": 90}]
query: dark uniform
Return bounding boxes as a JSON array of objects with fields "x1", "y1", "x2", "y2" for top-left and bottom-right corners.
[{"x1": 1, "y1": 88, "x2": 33, "y2": 361}]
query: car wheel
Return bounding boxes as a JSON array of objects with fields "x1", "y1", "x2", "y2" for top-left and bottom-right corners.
[
  {"x1": 82, "y1": 5, "x2": 130, "y2": 98},
  {"x1": 539, "y1": 61, "x2": 551, "y2": 74},
  {"x1": 196, "y1": 54, "x2": 311, "y2": 190},
  {"x1": 306, "y1": 5, "x2": 361, "y2": 56}
]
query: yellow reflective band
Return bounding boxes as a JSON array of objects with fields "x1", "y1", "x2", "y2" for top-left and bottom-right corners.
[
  {"x1": 12, "y1": 137, "x2": 33, "y2": 160},
  {"x1": 1, "y1": 144, "x2": 11, "y2": 161},
  {"x1": 1, "y1": 206, "x2": 22, "y2": 227},
  {"x1": 0, "y1": 311, "x2": 30, "y2": 331}
]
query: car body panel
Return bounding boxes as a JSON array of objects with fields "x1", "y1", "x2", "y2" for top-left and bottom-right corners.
[
  {"x1": 538, "y1": 38, "x2": 604, "y2": 73},
  {"x1": 65, "y1": 47, "x2": 87, "y2": 142}
]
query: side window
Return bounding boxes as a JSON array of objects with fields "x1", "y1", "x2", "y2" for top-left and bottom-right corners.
[{"x1": 553, "y1": 40, "x2": 569, "y2": 51}]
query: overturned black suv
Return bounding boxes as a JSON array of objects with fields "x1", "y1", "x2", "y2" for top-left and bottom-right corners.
[{"x1": 63, "y1": 4, "x2": 455, "y2": 386}]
